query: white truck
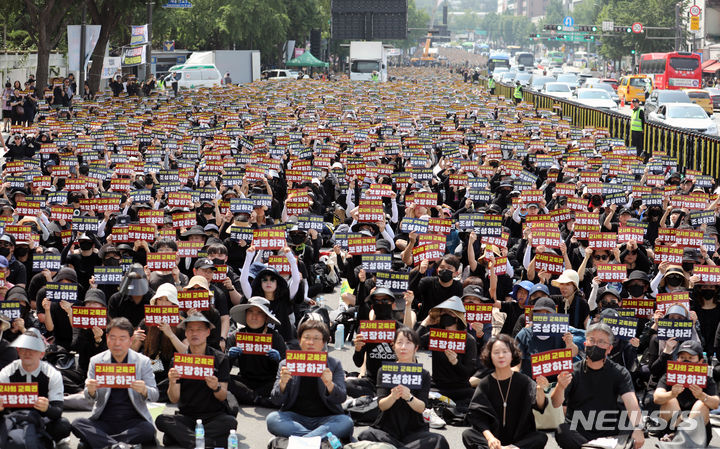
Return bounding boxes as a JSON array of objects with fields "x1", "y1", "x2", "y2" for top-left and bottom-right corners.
[{"x1": 349, "y1": 41, "x2": 387, "y2": 82}]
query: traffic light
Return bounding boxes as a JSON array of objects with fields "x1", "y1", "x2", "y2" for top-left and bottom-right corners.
[
  {"x1": 626, "y1": 27, "x2": 632, "y2": 33},
  {"x1": 584, "y1": 35, "x2": 595, "y2": 40},
  {"x1": 578, "y1": 25, "x2": 598, "y2": 32},
  {"x1": 630, "y1": 49, "x2": 636, "y2": 54},
  {"x1": 535, "y1": 33, "x2": 541, "y2": 38},
  {"x1": 543, "y1": 25, "x2": 559, "y2": 31},
  {"x1": 613, "y1": 26, "x2": 632, "y2": 33}
]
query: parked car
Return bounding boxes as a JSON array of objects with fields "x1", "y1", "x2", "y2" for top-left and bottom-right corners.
[
  {"x1": 542, "y1": 82, "x2": 573, "y2": 99},
  {"x1": 683, "y1": 89, "x2": 714, "y2": 116},
  {"x1": 617, "y1": 75, "x2": 652, "y2": 103},
  {"x1": 573, "y1": 88, "x2": 619, "y2": 110},
  {"x1": 587, "y1": 82, "x2": 620, "y2": 105},
  {"x1": 261, "y1": 69, "x2": 294, "y2": 80},
  {"x1": 529, "y1": 75, "x2": 556, "y2": 92},
  {"x1": 556, "y1": 73, "x2": 579, "y2": 90},
  {"x1": 706, "y1": 87, "x2": 720, "y2": 112},
  {"x1": 514, "y1": 72, "x2": 532, "y2": 86},
  {"x1": 163, "y1": 64, "x2": 222, "y2": 89},
  {"x1": 648, "y1": 103, "x2": 718, "y2": 136},
  {"x1": 644, "y1": 89, "x2": 692, "y2": 114},
  {"x1": 600, "y1": 78, "x2": 619, "y2": 90}
]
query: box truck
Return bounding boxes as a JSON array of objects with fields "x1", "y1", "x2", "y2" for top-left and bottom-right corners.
[{"x1": 349, "y1": 41, "x2": 387, "y2": 82}]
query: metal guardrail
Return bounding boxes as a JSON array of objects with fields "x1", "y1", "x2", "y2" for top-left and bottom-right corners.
[{"x1": 489, "y1": 80, "x2": 720, "y2": 180}]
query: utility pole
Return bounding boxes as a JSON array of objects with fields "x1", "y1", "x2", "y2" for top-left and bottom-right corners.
[
  {"x1": 79, "y1": 1, "x2": 86, "y2": 91},
  {"x1": 146, "y1": 1, "x2": 154, "y2": 80},
  {"x1": 675, "y1": 3, "x2": 681, "y2": 52}
]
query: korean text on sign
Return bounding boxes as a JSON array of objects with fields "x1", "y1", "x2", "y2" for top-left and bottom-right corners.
[
  {"x1": 428, "y1": 329, "x2": 466, "y2": 353},
  {"x1": 464, "y1": 304, "x2": 493, "y2": 324},
  {"x1": 621, "y1": 297, "x2": 655, "y2": 319},
  {"x1": 252, "y1": 229, "x2": 286, "y2": 250},
  {"x1": 177, "y1": 289, "x2": 211, "y2": 311},
  {"x1": 285, "y1": 350, "x2": 327, "y2": 377},
  {"x1": 601, "y1": 316, "x2": 638, "y2": 340},
  {"x1": 144, "y1": 305, "x2": 180, "y2": 326},
  {"x1": 173, "y1": 353, "x2": 215, "y2": 379},
  {"x1": 531, "y1": 349, "x2": 573, "y2": 378},
  {"x1": 358, "y1": 320, "x2": 396, "y2": 343},
  {"x1": 95, "y1": 363, "x2": 136, "y2": 388},
  {"x1": 665, "y1": 361, "x2": 709, "y2": 388},
  {"x1": 531, "y1": 313, "x2": 569, "y2": 337},
  {"x1": 379, "y1": 363, "x2": 423, "y2": 389},
  {"x1": 657, "y1": 319, "x2": 693, "y2": 341},
  {"x1": 46, "y1": 282, "x2": 79, "y2": 302},
  {"x1": 235, "y1": 333, "x2": 272, "y2": 355},
  {"x1": 0, "y1": 383, "x2": 38, "y2": 408},
  {"x1": 71, "y1": 306, "x2": 107, "y2": 329}
]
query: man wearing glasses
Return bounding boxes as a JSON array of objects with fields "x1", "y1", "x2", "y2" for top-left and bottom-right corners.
[{"x1": 552, "y1": 323, "x2": 645, "y2": 449}]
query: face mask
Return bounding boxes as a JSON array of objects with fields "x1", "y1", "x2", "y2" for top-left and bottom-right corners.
[
  {"x1": 13, "y1": 247, "x2": 28, "y2": 257},
  {"x1": 79, "y1": 241, "x2": 94, "y2": 251},
  {"x1": 585, "y1": 345, "x2": 607, "y2": 362},
  {"x1": 601, "y1": 300, "x2": 619, "y2": 310},
  {"x1": 682, "y1": 262, "x2": 694, "y2": 273},
  {"x1": 373, "y1": 303, "x2": 393, "y2": 320},
  {"x1": 701, "y1": 289, "x2": 716, "y2": 300},
  {"x1": 202, "y1": 206, "x2": 214, "y2": 215},
  {"x1": 211, "y1": 258, "x2": 225, "y2": 266},
  {"x1": 438, "y1": 314, "x2": 457, "y2": 328},
  {"x1": 666, "y1": 277, "x2": 683, "y2": 288},
  {"x1": 104, "y1": 258, "x2": 120, "y2": 267},
  {"x1": 438, "y1": 269, "x2": 454, "y2": 283},
  {"x1": 626, "y1": 284, "x2": 645, "y2": 298}
]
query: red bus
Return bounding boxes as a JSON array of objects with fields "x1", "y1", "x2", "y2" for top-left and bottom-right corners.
[{"x1": 639, "y1": 52, "x2": 702, "y2": 90}]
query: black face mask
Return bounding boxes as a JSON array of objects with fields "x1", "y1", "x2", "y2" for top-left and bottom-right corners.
[
  {"x1": 211, "y1": 258, "x2": 225, "y2": 266},
  {"x1": 601, "y1": 300, "x2": 619, "y2": 310},
  {"x1": 0, "y1": 247, "x2": 9, "y2": 257},
  {"x1": 438, "y1": 269, "x2": 454, "y2": 283},
  {"x1": 373, "y1": 303, "x2": 393, "y2": 320},
  {"x1": 104, "y1": 258, "x2": 120, "y2": 267},
  {"x1": 700, "y1": 289, "x2": 716, "y2": 300},
  {"x1": 79, "y1": 241, "x2": 94, "y2": 251},
  {"x1": 201, "y1": 206, "x2": 214, "y2": 215},
  {"x1": 13, "y1": 247, "x2": 29, "y2": 258},
  {"x1": 626, "y1": 285, "x2": 645, "y2": 298},
  {"x1": 585, "y1": 345, "x2": 607, "y2": 362},
  {"x1": 438, "y1": 314, "x2": 457, "y2": 329},
  {"x1": 682, "y1": 262, "x2": 694, "y2": 273},
  {"x1": 666, "y1": 276, "x2": 683, "y2": 288}
]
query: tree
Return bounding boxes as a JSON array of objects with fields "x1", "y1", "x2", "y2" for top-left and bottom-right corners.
[
  {"x1": 86, "y1": 0, "x2": 145, "y2": 93},
  {"x1": 22, "y1": 0, "x2": 75, "y2": 95}
]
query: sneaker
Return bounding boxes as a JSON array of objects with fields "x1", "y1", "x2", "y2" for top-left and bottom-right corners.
[{"x1": 423, "y1": 408, "x2": 446, "y2": 429}]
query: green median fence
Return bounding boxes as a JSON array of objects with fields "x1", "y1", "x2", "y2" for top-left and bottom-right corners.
[{"x1": 489, "y1": 82, "x2": 720, "y2": 180}]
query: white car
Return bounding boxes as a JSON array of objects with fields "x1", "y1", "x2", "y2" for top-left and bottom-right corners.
[
  {"x1": 573, "y1": 88, "x2": 619, "y2": 110},
  {"x1": 492, "y1": 67, "x2": 509, "y2": 82},
  {"x1": 542, "y1": 82, "x2": 573, "y2": 100},
  {"x1": 648, "y1": 103, "x2": 719, "y2": 136},
  {"x1": 262, "y1": 69, "x2": 295, "y2": 80}
]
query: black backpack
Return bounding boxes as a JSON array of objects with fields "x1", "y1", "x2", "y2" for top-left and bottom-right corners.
[
  {"x1": 309, "y1": 262, "x2": 336, "y2": 293},
  {"x1": 0, "y1": 410, "x2": 52, "y2": 449}
]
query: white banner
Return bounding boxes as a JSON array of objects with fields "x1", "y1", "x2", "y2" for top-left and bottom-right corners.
[
  {"x1": 67, "y1": 25, "x2": 102, "y2": 73},
  {"x1": 130, "y1": 25, "x2": 148, "y2": 46},
  {"x1": 121, "y1": 45, "x2": 146, "y2": 66},
  {"x1": 101, "y1": 57, "x2": 121, "y2": 79}
]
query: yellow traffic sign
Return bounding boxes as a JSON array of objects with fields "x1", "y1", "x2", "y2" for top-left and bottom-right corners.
[{"x1": 690, "y1": 16, "x2": 700, "y2": 31}]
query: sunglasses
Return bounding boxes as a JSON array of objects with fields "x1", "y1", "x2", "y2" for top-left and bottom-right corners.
[
  {"x1": 261, "y1": 277, "x2": 276, "y2": 283},
  {"x1": 626, "y1": 250, "x2": 637, "y2": 255},
  {"x1": 593, "y1": 255, "x2": 609, "y2": 261}
]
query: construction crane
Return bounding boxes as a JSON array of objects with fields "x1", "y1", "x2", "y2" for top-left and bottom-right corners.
[{"x1": 411, "y1": 0, "x2": 446, "y2": 64}]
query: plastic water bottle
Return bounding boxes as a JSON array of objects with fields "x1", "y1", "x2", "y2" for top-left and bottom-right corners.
[
  {"x1": 326, "y1": 432, "x2": 342, "y2": 449},
  {"x1": 227, "y1": 430, "x2": 238, "y2": 449},
  {"x1": 316, "y1": 295, "x2": 325, "y2": 308},
  {"x1": 334, "y1": 324, "x2": 345, "y2": 350},
  {"x1": 194, "y1": 419, "x2": 204, "y2": 449}
]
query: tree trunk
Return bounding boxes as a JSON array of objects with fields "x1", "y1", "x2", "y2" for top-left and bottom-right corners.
[{"x1": 34, "y1": 19, "x2": 50, "y2": 97}]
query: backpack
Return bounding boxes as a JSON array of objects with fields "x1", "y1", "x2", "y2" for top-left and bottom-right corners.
[
  {"x1": 0, "y1": 410, "x2": 52, "y2": 449},
  {"x1": 309, "y1": 262, "x2": 336, "y2": 293}
]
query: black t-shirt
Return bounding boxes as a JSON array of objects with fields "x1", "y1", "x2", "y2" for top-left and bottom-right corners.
[
  {"x1": 564, "y1": 360, "x2": 634, "y2": 437},
  {"x1": 108, "y1": 291, "x2": 154, "y2": 328},
  {"x1": 175, "y1": 346, "x2": 230, "y2": 418},
  {"x1": 657, "y1": 372, "x2": 717, "y2": 410},
  {"x1": 290, "y1": 376, "x2": 335, "y2": 417},
  {"x1": 7, "y1": 258, "x2": 26, "y2": 286},
  {"x1": 67, "y1": 252, "x2": 101, "y2": 287},
  {"x1": 414, "y1": 277, "x2": 463, "y2": 321},
  {"x1": 100, "y1": 355, "x2": 142, "y2": 421},
  {"x1": 374, "y1": 368, "x2": 431, "y2": 437}
]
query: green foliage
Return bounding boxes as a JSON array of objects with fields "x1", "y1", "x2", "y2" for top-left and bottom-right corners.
[{"x1": 473, "y1": 12, "x2": 536, "y2": 47}]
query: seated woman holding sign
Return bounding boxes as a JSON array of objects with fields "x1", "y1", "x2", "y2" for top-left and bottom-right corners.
[
  {"x1": 267, "y1": 319, "x2": 353, "y2": 441},
  {"x1": 227, "y1": 296, "x2": 286, "y2": 407},
  {"x1": 462, "y1": 334, "x2": 548, "y2": 449},
  {"x1": 358, "y1": 327, "x2": 449, "y2": 449},
  {"x1": 415, "y1": 296, "x2": 477, "y2": 412}
]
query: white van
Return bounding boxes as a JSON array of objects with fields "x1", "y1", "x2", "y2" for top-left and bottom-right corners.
[{"x1": 163, "y1": 64, "x2": 222, "y2": 89}]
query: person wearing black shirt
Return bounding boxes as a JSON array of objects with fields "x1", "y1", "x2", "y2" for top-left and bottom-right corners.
[
  {"x1": 70, "y1": 290, "x2": 108, "y2": 373},
  {"x1": 64, "y1": 233, "x2": 102, "y2": 288},
  {"x1": 109, "y1": 75, "x2": 124, "y2": 97},
  {"x1": 348, "y1": 288, "x2": 402, "y2": 398},
  {"x1": 0, "y1": 329, "x2": 71, "y2": 446},
  {"x1": 0, "y1": 234, "x2": 27, "y2": 287},
  {"x1": 653, "y1": 340, "x2": 720, "y2": 443},
  {"x1": 410, "y1": 254, "x2": 463, "y2": 321},
  {"x1": 267, "y1": 320, "x2": 353, "y2": 440},
  {"x1": 108, "y1": 264, "x2": 154, "y2": 328},
  {"x1": 358, "y1": 327, "x2": 449, "y2": 449},
  {"x1": 156, "y1": 314, "x2": 237, "y2": 448},
  {"x1": 0, "y1": 316, "x2": 17, "y2": 370},
  {"x1": 416, "y1": 296, "x2": 477, "y2": 412},
  {"x1": 71, "y1": 318, "x2": 158, "y2": 448},
  {"x1": 227, "y1": 297, "x2": 286, "y2": 406},
  {"x1": 462, "y1": 335, "x2": 547, "y2": 449},
  {"x1": 552, "y1": 323, "x2": 645, "y2": 449}
]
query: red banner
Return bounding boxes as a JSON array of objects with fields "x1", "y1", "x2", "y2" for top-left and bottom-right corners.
[
  {"x1": 177, "y1": 290, "x2": 211, "y2": 311},
  {"x1": 95, "y1": 363, "x2": 136, "y2": 388},
  {"x1": 464, "y1": 303, "x2": 493, "y2": 324},
  {"x1": 0, "y1": 383, "x2": 38, "y2": 408},
  {"x1": 665, "y1": 361, "x2": 709, "y2": 388},
  {"x1": 71, "y1": 306, "x2": 107, "y2": 329},
  {"x1": 428, "y1": 329, "x2": 466, "y2": 353},
  {"x1": 235, "y1": 333, "x2": 273, "y2": 355},
  {"x1": 173, "y1": 353, "x2": 215, "y2": 379},
  {"x1": 531, "y1": 348, "x2": 573, "y2": 378},
  {"x1": 358, "y1": 320, "x2": 396, "y2": 343},
  {"x1": 285, "y1": 350, "x2": 327, "y2": 377},
  {"x1": 144, "y1": 305, "x2": 180, "y2": 326}
]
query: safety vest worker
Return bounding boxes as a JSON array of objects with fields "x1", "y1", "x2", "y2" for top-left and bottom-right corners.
[
  {"x1": 488, "y1": 77, "x2": 496, "y2": 92},
  {"x1": 630, "y1": 98, "x2": 645, "y2": 159},
  {"x1": 513, "y1": 82, "x2": 522, "y2": 104}
]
